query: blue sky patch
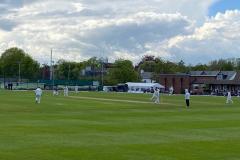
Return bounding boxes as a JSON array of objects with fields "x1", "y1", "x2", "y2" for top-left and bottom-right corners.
[{"x1": 209, "y1": 0, "x2": 240, "y2": 16}]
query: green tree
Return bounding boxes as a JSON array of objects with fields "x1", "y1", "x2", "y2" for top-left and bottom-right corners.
[
  {"x1": 138, "y1": 56, "x2": 165, "y2": 73},
  {"x1": 138, "y1": 56, "x2": 189, "y2": 74},
  {"x1": 190, "y1": 63, "x2": 208, "y2": 71},
  {"x1": 209, "y1": 59, "x2": 235, "y2": 71},
  {"x1": 0, "y1": 61, "x2": 2, "y2": 76},
  {"x1": 177, "y1": 60, "x2": 188, "y2": 73},
  {"x1": 0, "y1": 47, "x2": 40, "y2": 80},
  {"x1": 86, "y1": 57, "x2": 101, "y2": 68},
  {"x1": 55, "y1": 60, "x2": 84, "y2": 80},
  {"x1": 106, "y1": 59, "x2": 139, "y2": 85},
  {"x1": 237, "y1": 61, "x2": 240, "y2": 70}
]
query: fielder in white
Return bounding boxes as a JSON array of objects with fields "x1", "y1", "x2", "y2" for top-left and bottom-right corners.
[
  {"x1": 64, "y1": 86, "x2": 69, "y2": 96},
  {"x1": 185, "y1": 89, "x2": 190, "y2": 108},
  {"x1": 53, "y1": 89, "x2": 59, "y2": 96},
  {"x1": 75, "y1": 85, "x2": 79, "y2": 93},
  {"x1": 169, "y1": 86, "x2": 174, "y2": 95},
  {"x1": 226, "y1": 91, "x2": 233, "y2": 104},
  {"x1": 151, "y1": 88, "x2": 160, "y2": 104},
  {"x1": 35, "y1": 87, "x2": 42, "y2": 104},
  {"x1": 151, "y1": 88, "x2": 157, "y2": 101},
  {"x1": 155, "y1": 89, "x2": 160, "y2": 104}
]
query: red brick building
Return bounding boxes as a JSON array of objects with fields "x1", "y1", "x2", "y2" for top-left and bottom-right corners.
[
  {"x1": 157, "y1": 73, "x2": 190, "y2": 94},
  {"x1": 155, "y1": 71, "x2": 240, "y2": 94}
]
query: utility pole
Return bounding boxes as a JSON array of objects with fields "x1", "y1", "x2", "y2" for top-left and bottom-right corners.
[
  {"x1": 52, "y1": 61, "x2": 54, "y2": 89},
  {"x1": 68, "y1": 63, "x2": 70, "y2": 81},
  {"x1": 50, "y1": 49, "x2": 54, "y2": 90},
  {"x1": 18, "y1": 62, "x2": 21, "y2": 83},
  {"x1": 50, "y1": 49, "x2": 53, "y2": 80},
  {"x1": 101, "y1": 59, "x2": 104, "y2": 86}
]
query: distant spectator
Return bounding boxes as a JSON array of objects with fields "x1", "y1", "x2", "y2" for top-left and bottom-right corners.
[
  {"x1": 64, "y1": 86, "x2": 69, "y2": 96},
  {"x1": 226, "y1": 91, "x2": 233, "y2": 104},
  {"x1": 185, "y1": 89, "x2": 191, "y2": 108}
]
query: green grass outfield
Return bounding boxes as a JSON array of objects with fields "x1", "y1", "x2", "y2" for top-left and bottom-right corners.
[{"x1": 0, "y1": 90, "x2": 240, "y2": 160}]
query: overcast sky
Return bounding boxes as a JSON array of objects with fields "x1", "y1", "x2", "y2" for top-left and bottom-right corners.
[{"x1": 0, "y1": 0, "x2": 240, "y2": 65}]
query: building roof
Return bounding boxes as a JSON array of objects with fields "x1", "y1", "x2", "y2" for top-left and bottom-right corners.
[
  {"x1": 158, "y1": 73, "x2": 189, "y2": 76},
  {"x1": 189, "y1": 71, "x2": 219, "y2": 76},
  {"x1": 156, "y1": 71, "x2": 239, "y2": 84},
  {"x1": 234, "y1": 71, "x2": 240, "y2": 81},
  {"x1": 204, "y1": 72, "x2": 240, "y2": 85},
  {"x1": 204, "y1": 71, "x2": 220, "y2": 76},
  {"x1": 220, "y1": 71, "x2": 236, "y2": 80},
  {"x1": 189, "y1": 71, "x2": 237, "y2": 79},
  {"x1": 189, "y1": 71, "x2": 204, "y2": 76}
]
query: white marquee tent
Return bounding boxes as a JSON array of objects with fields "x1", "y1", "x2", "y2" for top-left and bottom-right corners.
[{"x1": 126, "y1": 82, "x2": 165, "y2": 93}]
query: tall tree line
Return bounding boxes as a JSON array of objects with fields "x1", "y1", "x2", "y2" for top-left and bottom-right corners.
[
  {"x1": 0, "y1": 48, "x2": 239, "y2": 84},
  {"x1": 0, "y1": 48, "x2": 139, "y2": 84},
  {"x1": 137, "y1": 55, "x2": 240, "y2": 74},
  {"x1": 0, "y1": 48, "x2": 40, "y2": 80}
]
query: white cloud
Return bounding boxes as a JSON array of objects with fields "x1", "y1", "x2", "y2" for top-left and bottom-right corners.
[
  {"x1": 159, "y1": 10, "x2": 240, "y2": 64},
  {"x1": 1, "y1": 0, "x2": 239, "y2": 65}
]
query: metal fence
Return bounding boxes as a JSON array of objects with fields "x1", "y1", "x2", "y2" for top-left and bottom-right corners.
[{"x1": 0, "y1": 79, "x2": 100, "y2": 91}]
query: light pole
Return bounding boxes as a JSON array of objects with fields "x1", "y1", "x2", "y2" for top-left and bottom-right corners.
[
  {"x1": 18, "y1": 61, "x2": 21, "y2": 83},
  {"x1": 50, "y1": 49, "x2": 54, "y2": 90},
  {"x1": 101, "y1": 60, "x2": 104, "y2": 86},
  {"x1": 52, "y1": 61, "x2": 54, "y2": 89},
  {"x1": 50, "y1": 49, "x2": 53, "y2": 80},
  {"x1": 68, "y1": 63, "x2": 70, "y2": 81},
  {"x1": 99, "y1": 57, "x2": 104, "y2": 86}
]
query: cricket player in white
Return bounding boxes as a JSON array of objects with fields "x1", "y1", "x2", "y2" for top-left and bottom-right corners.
[
  {"x1": 169, "y1": 86, "x2": 174, "y2": 95},
  {"x1": 35, "y1": 87, "x2": 42, "y2": 104},
  {"x1": 75, "y1": 85, "x2": 79, "y2": 93},
  {"x1": 185, "y1": 89, "x2": 190, "y2": 108},
  {"x1": 155, "y1": 89, "x2": 160, "y2": 104},
  {"x1": 226, "y1": 91, "x2": 233, "y2": 104},
  {"x1": 151, "y1": 88, "x2": 157, "y2": 101},
  {"x1": 64, "y1": 86, "x2": 69, "y2": 96},
  {"x1": 53, "y1": 89, "x2": 59, "y2": 96},
  {"x1": 151, "y1": 88, "x2": 160, "y2": 104}
]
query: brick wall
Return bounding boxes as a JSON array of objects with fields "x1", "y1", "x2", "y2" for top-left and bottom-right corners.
[
  {"x1": 157, "y1": 74, "x2": 190, "y2": 94},
  {"x1": 156, "y1": 75, "x2": 217, "y2": 94}
]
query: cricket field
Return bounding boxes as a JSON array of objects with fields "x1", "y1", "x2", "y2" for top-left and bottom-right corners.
[{"x1": 0, "y1": 90, "x2": 240, "y2": 160}]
